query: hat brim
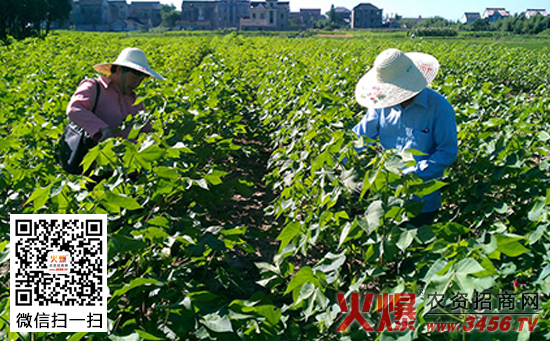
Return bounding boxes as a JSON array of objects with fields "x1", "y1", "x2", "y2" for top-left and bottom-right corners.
[
  {"x1": 93, "y1": 61, "x2": 166, "y2": 81},
  {"x1": 355, "y1": 52, "x2": 439, "y2": 109}
]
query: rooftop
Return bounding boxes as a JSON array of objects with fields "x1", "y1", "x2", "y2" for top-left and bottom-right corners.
[
  {"x1": 353, "y1": 3, "x2": 380, "y2": 10},
  {"x1": 484, "y1": 8, "x2": 510, "y2": 17},
  {"x1": 334, "y1": 7, "x2": 351, "y2": 12}
]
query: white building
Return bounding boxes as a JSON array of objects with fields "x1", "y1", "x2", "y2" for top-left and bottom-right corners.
[
  {"x1": 482, "y1": 8, "x2": 510, "y2": 22},
  {"x1": 525, "y1": 9, "x2": 548, "y2": 19}
]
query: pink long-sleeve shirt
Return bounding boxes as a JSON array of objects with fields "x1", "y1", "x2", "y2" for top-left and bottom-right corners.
[{"x1": 66, "y1": 75, "x2": 146, "y2": 139}]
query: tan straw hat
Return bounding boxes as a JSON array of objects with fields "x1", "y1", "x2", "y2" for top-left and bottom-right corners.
[
  {"x1": 355, "y1": 48, "x2": 439, "y2": 109},
  {"x1": 93, "y1": 47, "x2": 165, "y2": 80}
]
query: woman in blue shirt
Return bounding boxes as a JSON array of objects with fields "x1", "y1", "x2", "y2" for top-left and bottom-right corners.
[{"x1": 353, "y1": 48, "x2": 458, "y2": 226}]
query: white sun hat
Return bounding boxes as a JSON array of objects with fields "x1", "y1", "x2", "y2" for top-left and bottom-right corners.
[
  {"x1": 93, "y1": 47, "x2": 165, "y2": 80},
  {"x1": 355, "y1": 48, "x2": 439, "y2": 109}
]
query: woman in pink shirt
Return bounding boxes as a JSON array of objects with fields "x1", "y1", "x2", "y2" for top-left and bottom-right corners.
[{"x1": 66, "y1": 47, "x2": 165, "y2": 142}]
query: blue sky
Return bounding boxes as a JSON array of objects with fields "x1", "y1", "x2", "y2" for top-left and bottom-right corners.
[{"x1": 153, "y1": 0, "x2": 549, "y2": 21}]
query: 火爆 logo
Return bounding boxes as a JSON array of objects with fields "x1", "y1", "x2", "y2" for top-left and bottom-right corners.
[
  {"x1": 46, "y1": 251, "x2": 71, "y2": 274},
  {"x1": 336, "y1": 291, "x2": 540, "y2": 333}
]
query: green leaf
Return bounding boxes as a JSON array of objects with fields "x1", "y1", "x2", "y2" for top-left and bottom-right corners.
[
  {"x1": 25, "y1": 184, "x2": 53, "y2": 211},
  {"x1": 256, "y1": 305, "x2": 282, "y2": 325},
  {"x1": 453, "y1": 273, "x2": 475, "y2": 297},
  {"x1": 103, "y1": 190, "x2": 143, "y2": 210},
  {"x1": 191, "y1": 178, "x2": 209, "y2": 190},
  {"x1": 67, "y1": 333, "x2": 88, "y2": 341},
  {"x1": 143, "y1": 226, "x2": 169, "y2": 243},
  {"x1": 0, "y1": 241, "x2": 9, "y2": 264},
  {"x1": 138, "y1": 144, "x2": 165, "y2": 162},
  {"x1": 539, "y1": 131, "x2": 550, "y2": 142},
  {"x1": 481, "y1": 235, "x2": 498, "y2": 255},
  {"x1": 396, "y1": 229, "x2": 417, "y2": 252},
  {"x1": 427, "y1": 271, "x2": 453, "y2": 297},
  {"x1": 204, "y1": 170, "x2": 227, "y2": 186},
  {"x1": 295, "y1": 282, "x2": 315, "y2": 305},
  {"x1": 154, "y1": 166, "x2": 179, "y2": 180},
  {"x1": 454, "y1": 258, "x2": 485, "y2": 275},
  {"x1": 338, "y1": 221, "x2": 354, "y2": 248},
  {"x1": 147, "y1": 216, "x2": 169, "y2": 227},
  {"x1": 529, "y1": 224, "x2": 546, "y2": 245},
  {"x1": 109, "y1": 234, "x2": 148, "y2": 257},
  {"x1": 108, "y1": 333, "x2": 140, "y2": 341},
  {"x1": 423, "y1": 259, "x2": 449, "y2": 282},
  {"x1": 476, "y1": 257, "x2": 497, "y2": 277},
  {"x1": 498, "y1": 242, "x2": 530, "y2": 257},
  {"x1": 111, "y1": 278, "x2": 162, "y2": 300},
  {"x1": 364, "y1": 244, "x2": 376, "y2": 262},
  {"x1": 365, "y1": 200, "x2": 384, "y2": 233},
  {"x1": 200, "y1": 313, "x2": 233, "y2": 333},
  {"x1": 416, "y1": 225, "x2": 436, "y2": 244},
  {"x1": 493, "y1": 201, "x2": 508, "y2": 214},
  {"x1": 276, "y1": 221, "x2": 301, "y2": 251},
  {"x1": 135, "y1": 330, "x2": 165, "y2": 340},
  {"x1": 81, "y1": 146, "x2": 100, "y2": 173},
  {"x1": 314, "y1": 252, "x2": 346, "y2": 274},
  {"x1": 408, "y1": 180, "x2": 447, "y2": 198},
  {"x1": 495, "y1": 234, "x2": 530, "y2": 257},
  {"x1": 285, "y1": 266, "x2": 320, "y2": 295},
  {"x1": 528, "y1": 198, "x2": 546, "y2": 221}
]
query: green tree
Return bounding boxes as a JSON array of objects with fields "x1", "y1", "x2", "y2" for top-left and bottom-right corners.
[
  {"x1": 397, "y1": 19, "x2": 419, "y2": 29},
  {"x1": 328, "y1": 4, "x2": 337, "y2": 23},
  {"x1": 513, "y1": 17, "x2": 525, "y2": 33},
  {"x1": 0, "y1": 0, "x2": 71, "y2": 41},
  {"x1": 45, "y1": 0, "x2": 72, "y2": 33},
  {"x1": 492, "y1": 13, "x2": 550, "y2": 34},
  {"x1": 416, "y1": 16, "x2": 455, "y2": 28},
  {"x1": 468, "y1": 18, "x2": 491, "y2": 31},
  {"x1": 161, "y1": 4, "x2": 182, "y2": 28},
  {"x1": 323, "y1": 4, "x2": 343, "y2": 29}
]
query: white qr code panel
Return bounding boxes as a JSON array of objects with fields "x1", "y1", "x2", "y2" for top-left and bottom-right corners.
[{"x1": 10, "y1": 214, "x2": 107, "y2": 332}]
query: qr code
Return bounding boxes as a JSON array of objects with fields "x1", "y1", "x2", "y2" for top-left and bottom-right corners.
[{"x1": 10, "y1": 214, "x2": 107, "y2": 332}]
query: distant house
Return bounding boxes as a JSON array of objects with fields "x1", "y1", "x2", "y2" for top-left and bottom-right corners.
[
  {"x1": 482, "y1": 8, "x2": 510, "y2": 22},
  {"x1": 124, "y1": 19, "x2": 146, "y2": 30},
  {"x1": 288, "y1": 12, "x2": 300, "y2": 26},
  {"x1": 218, "y1": 0, "x2": 251, "y2": 29},
  {"x1": 71, "y1": 0, "x2": 111, "y2": 31},
  {"x1": 240, "y1": 0, "x2": 290, "y2": 30},
  {"x1": 461, "y1": 12, "x2": 481, "y2": 24},
  {"x1": 334, "y1": 6, "x2": 351, "y2": 25},
  {"x1": 525, "y1": 9, "x2": 548, "y2": 19},
  {"x1": 181, "y1": 0, "x2": 220, "y2": 29},
  {"x1": 130, "y1": 1, "x2": 161, "y2": 27},
  {"x1": 398, "y1": 15, "x2": 424, "y2": 28},
  {"x1": 351, "y1": 3, "x2": 382, "y2": 29},
  {"x1": 110, "y1": 18, "x2": 144, "y2": 31},
  {"x1": 289, "y1": 8, "x2": 322, "y2": 28},
  {"x1": 300, "y1": 9, "x2": 322, "y2": 22},
  {"x1": 109, "y1": 0, "x2": 130, "y2": 22},
  {"x1": 69, "y1": 0, "x2": 161, "y2": 30}
]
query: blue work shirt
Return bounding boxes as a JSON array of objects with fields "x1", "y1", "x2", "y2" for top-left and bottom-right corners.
[{"x1": 352, "y1": 88, "x2": 458, "y2": 212}]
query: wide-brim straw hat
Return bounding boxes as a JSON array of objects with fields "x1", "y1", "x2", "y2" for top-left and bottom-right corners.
[
  {"x1": 355, "y1": 48, "x2": 439, "y2": 109},
  {"x1": 93, "y1": 47, "x2": 165, "y2": 81}
]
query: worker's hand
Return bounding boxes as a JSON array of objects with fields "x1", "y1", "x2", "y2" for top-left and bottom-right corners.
[
  {"x1": 98, "y1": 127, "x2": 114, "y2": 142},
  {"x1": 352, "y1": 181, "x2": 370, "y2": 199},
  {"x1": 352, "y1": 182, "x2": 363, "y2": 197}
]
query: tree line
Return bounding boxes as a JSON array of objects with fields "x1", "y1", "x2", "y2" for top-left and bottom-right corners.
[
  {"x1": 0, "y1": 0, "x2": 72, "y2": 41},
  {"x1": 301, "y1": 7, "x2": 550, "y2": 35},
  {"x1": 399, "y1": 13, "x2": 550, "y2": 35}
]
